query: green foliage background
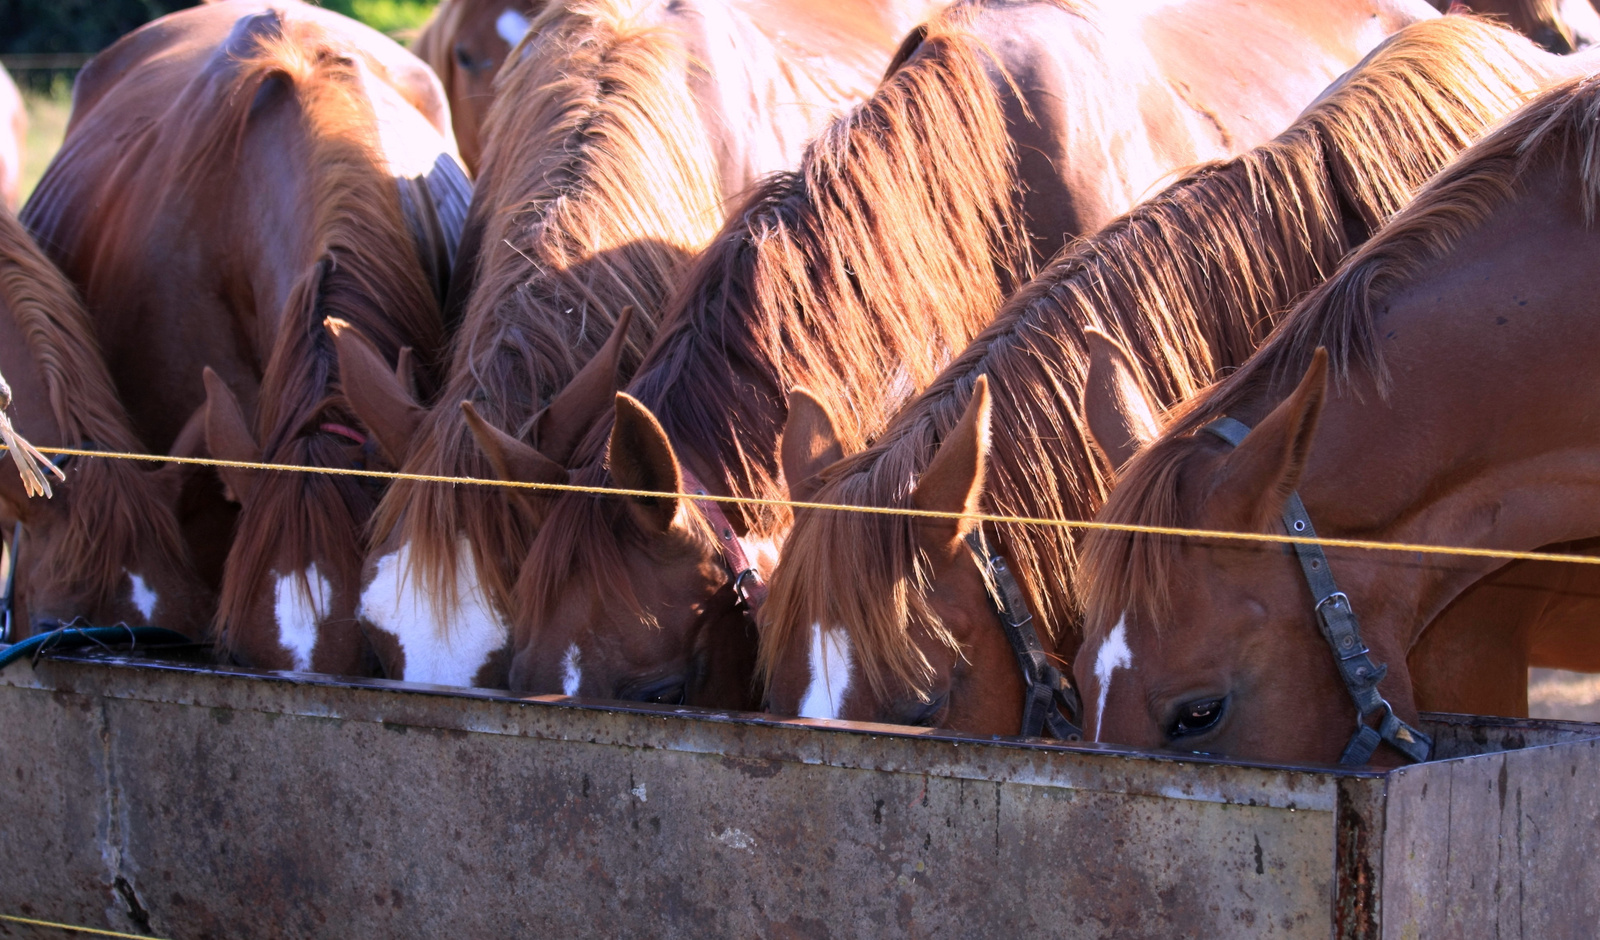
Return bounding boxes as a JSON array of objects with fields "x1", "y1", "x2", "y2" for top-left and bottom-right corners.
[{"x1": 0, "y1": 0, "x2": 436, "y2": 56}]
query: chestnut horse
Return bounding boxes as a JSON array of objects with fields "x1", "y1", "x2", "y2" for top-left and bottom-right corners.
[
  {"x1": 1076, "y1": 72, "x2": 1600, "y2": 766},
  {"x1": 23, "y1": 1, "x2": 464, "y2": 674},
  {"x1": 0, "y1": 65, "x2": 22, "y2": 211},
  {"x1": 412, "y1": 0, "x2": 543, "y2": 173},
  {"x1": 479, "y1": 0, "x2": 1435, "y2": 704},
  {"x1": 0, "y1": 207, "x2": 211, "y2": 636},
  {"x1": 341, "y1": 0, "x2": 942, "y2": 686},
  {"x1": 756, "y1": 17, "x2": 1576, "y2": 734},
  {"x1": 1442, "y1": 0, "x2": 1600, "y2": 51}
]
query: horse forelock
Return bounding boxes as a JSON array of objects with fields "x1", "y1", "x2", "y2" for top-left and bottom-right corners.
[
  {"x1": 768, "y1": 15, "x2": 1566, "y2": 682},
  {"x1": 369, "y1": 0, "x2": 724, "y2": 616},
  {"x1": 1079, "y1": 19, "x2": 1595, "y2": 647},
  {"x1": 0, "y1": 210, "x2": 190, "y2": 608},
  {"x1": 208, "y1": 21, "x2": 445, "y2": 640},
  {"x1": 516, "y1": 16, "x2": 1030, "y2": 656}
]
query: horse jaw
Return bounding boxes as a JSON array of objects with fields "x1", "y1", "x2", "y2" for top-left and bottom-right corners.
[
  {"x1": 358, "y1": 539, "x2": 508, "y2": 686},
  {"x1": 799, "y1": 623, "x2": 854, "y2": 720}
]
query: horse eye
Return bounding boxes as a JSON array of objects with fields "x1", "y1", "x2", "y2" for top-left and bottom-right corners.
[
  {"x1": 1168, "y1": 697, "x2": 1226, "y2": 739},
  {"x1": 453, "y1": 44, "x2": 477, "y2": 70}
]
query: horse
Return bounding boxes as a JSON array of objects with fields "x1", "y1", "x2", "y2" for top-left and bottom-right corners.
[
  {"x1": 338, "y1": 0, "x2": 944, "y2": 687},
  {"x1": 1440, "y1": 0, "x2": 1600, "y2": 51},
  {"x1": 755, "y1": 17, "x2": 1578, "y2": 735},
  {"x1": 0, "y1": 207, "x2": 212, "y2": 637},
  {"x1": 474, "y1": 0, "x2": 1439, "y2": 704},
  {"x1": 22, "y1": 1, "x2": 466, "y2": 675},
  {"x1": 0, "y1": 65, "x2": 22, "y2": 211},
  {"x1": 1075, "y1": 70, "x2": 1600, "y2": 766},
  {"x1": 412, "y1": 0, "x2": 543, "y2": 173}
]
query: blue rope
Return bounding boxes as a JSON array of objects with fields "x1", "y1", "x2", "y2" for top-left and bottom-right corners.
[{"x1": 0, "y1": 625, "x2": 193, "y2": 670}]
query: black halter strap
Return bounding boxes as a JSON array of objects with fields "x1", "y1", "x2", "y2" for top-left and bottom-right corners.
[
  {"x1": 963, "y1": 530, "x2": 1083, "y2": 741},
  {"x1": 1202, "y1": 417, "x2": 1431, "y2": 765}
]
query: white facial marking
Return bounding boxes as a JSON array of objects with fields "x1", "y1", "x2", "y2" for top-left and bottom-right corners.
[
  {"x1": 496, "y1": 9, "x2": 532, "y2": 48},
  {"x1": 1091, "y1": 614, "x2": 1134, "y2": 743},
  {"x1": 799, "y1": 623, "x2": 854, "y2": 720},
  {"x1": 124, "y1": 571, "x2": 158, "y2": 622},
  {"x1": 561, "y1": 643, "x2": 582, "y2": 697},
  {"x1": 359, "y1": 540, "x2": 509, "y2": 687},
  {"x1": 273, "y1": 564, "x2": 331, "y2": 673}
]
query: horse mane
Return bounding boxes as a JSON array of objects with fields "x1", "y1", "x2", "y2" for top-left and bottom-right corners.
[
  {"x1": 193, "y1": 23, "x2": 444, "y2": 644},
  {"x1": 759, "y1": 15, "x2": 1564, "y2": 700},
  {"x1": 0, "y1": 208, "x2": 189, "y2": 610},
  {"x1": 1081, "y1": 42, "x2": 1600, "y2": 646},
  {"x1": 520, "y1": 11, "x2": 1031, "y2": 627},
  {"x1": 370, "y1": 0, "x2": 727, "y2": 617}
]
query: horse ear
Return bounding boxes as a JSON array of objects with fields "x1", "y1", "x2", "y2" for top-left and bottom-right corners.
[
  {"x1": 607, "y1": 393, "x2": 682, "y2": 536},
  {"x1": 1212, "y1": 349, "x2": 1329, "y2": 531},
  {"x1": 1083, "y1": 328, "x2": 1160, "y2": 471},
  {"x1": 781, "y1": 387, "x2": 844, "y2": 504},
  {"x1": 532, "y1": 306, "x2": 634, "y2": 466},
  {"x1": 911, "y1": 375, "x2": 991, "y2": 557},
  {"x1": 327, "y1": 317, "x2": 424, "y2": 467},
  {"x1": 149, "y1": 402, "x2": 208, "y2": 507},
  {"x1": 461, "y1": 400, "x2": 567, "y2": 527},
  {"x1": 395, "y1": 346, "x2": 419, "y2": 401},
  {"x1": 202, "y1": 368, "x2": 260, "y2": 504}
]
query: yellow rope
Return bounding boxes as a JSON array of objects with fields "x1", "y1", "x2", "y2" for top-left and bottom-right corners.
[
  {"x1": 0, "y1": 913, "x2": 171, "y2": 940},
  {"x1": 10, "y1": 443, "x2": 1600, "y2": 567}
]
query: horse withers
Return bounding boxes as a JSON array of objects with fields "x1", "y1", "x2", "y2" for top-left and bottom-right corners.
[
  {"x1": 1076, "y1": 74, "x2": 1600, "y2": 765},
  {"x1": 23, "y1": 1, "x2": 466, "y2": 675}
]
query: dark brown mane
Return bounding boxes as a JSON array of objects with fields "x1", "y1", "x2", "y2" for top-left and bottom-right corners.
[
  {"x1": 760, "y1": 15, "x2": 1565, "y2": 699},
  {"x1": 203, "y1": 26, "x2": 443, "y2": 643},
  {"x1": 521, "y1": 12, "x2": 1031, "y2": 625},
  {"x1": 371, "y1": 0, "x2": 727, "y2": 613},
  {"x1": 0, "y1": 208, "x2": 188, "y2": 608},
  {"x1": 1081, "y1": 42, "x2": 1600, "y2": 647}
]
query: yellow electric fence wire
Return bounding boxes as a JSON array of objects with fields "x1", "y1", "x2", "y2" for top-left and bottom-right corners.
[
  {"x1": 0, "y1": 913, "x2": 171, "y2": 940},
  {"x1": 8, "y1": 443, "x2": 1600, "y2": 567}
]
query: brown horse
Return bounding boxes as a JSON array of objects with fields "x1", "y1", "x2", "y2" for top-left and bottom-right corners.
[
  {"x1": 341, "y1": 0, "x2": 940, "y2": 686},
  {"x1": 1440, "y1": 0, "x2": 1600, "y2": 51},
  {"x1": 1076, "y1": 72, "x2": 1600, "y2": 766},
  {"x1": 0, "y1": 65, "x2": 22, "y2": 211},
  {"x1": 0, "y1": 207, "x2": 211, "y2": 636},
  {"x1": 756, "y1": 17, "x2": 1576, "y2": 734},
  {"x1": 22, "y1": 1, "x2": 463, "y2": 674},
  {"x1": 477, "y1": 0, "x2": 1437, "y2": 705},
  {"x1": 412, "y1": 0, "x2": 543, "y2": 173}
]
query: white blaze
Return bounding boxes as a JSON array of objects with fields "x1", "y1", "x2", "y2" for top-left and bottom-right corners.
[
  {"x1": 273, "y1": 564, "x2": 331, "y2": 672},
  {"x1": 496, "y1": 9, "x2": 532, "y2": 48},
  {"x1": 799, "y1": 623, "x2": 854, "y2": 720},
  {"x1": 1091, "y1": 614, "x2": 1134, "y2": 743},
  {"x1": 561, "y1": 643, "x2": 582, "y2": 697},
  {"x1": 359, "y1": 539, "x2": 509, "y2": 687},
  {"x1": 125, "y1": 571, "x2": 158, "y2": 622}
]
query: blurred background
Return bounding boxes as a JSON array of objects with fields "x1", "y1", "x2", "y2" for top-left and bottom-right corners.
[{"x1": 2, "y1": 0, "x2": 438, "y2": 203}]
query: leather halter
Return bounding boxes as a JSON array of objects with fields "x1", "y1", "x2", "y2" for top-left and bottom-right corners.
[
  {"x1": 0, "y1": 449, "x2": 81, "y2": 643},
  {"x1": 963, "y1": 530, "x2": 1083, "y2": 740},
  {"x1": 1202, "y1": 417, "x2": 1432, "y2": 765},
  {"x1": 679, "y1": 466, "x2": 769, "y2": 611}
]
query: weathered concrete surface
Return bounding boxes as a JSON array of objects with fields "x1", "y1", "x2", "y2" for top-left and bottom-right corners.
[{"x1": 0, "y1": 653, "x2": 1595, "y2": 939}]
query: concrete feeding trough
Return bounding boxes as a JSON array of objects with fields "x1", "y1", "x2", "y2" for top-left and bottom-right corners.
[{"x1": 1, "y1": 646, "x2": 1596, "y2": 938}]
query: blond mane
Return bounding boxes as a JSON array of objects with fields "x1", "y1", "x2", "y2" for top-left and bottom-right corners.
[
  {"x1": 1081, "y1": 65, "x2": 1600, "y2": 644},
  {"x1": 372, "y1": 0, "x2": 727, "y2": 614},
  {"x1": 760, "y1": 16, "x2": 1564, "y2": 699},
  {"x1": 519, "y1": 12, "x2": 1031, "y2": 626}
]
